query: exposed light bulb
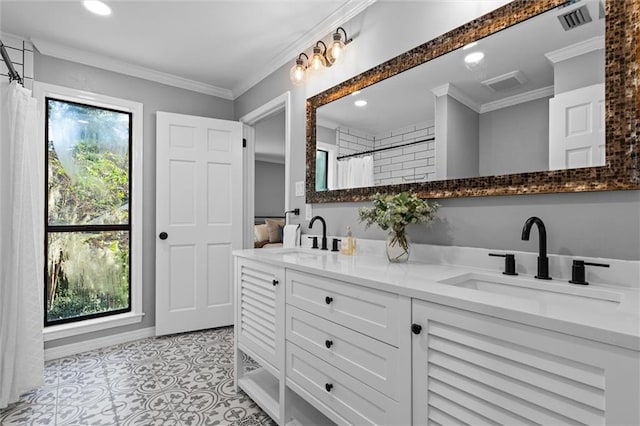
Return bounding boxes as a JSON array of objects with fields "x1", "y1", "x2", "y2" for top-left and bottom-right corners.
[
  {"x1": 289, "y1": 56, "x2": 307, "y2": 85},
  {"x1": 83, "y1": 0, "x2": 111, "y2": 16}
]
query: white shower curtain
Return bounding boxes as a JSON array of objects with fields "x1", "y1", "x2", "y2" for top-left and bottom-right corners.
[
  {"x1": 337, "y1": 155, "x2": 374, "y2": 188},
  {"x1": 0, "y1": 81, "x2": 44, "y2": 409}
]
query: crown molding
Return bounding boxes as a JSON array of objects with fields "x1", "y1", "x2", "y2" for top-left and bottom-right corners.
[
  {"x1": 480, "y1": 85, "x2": 554, "y2": 113},
  {"x1": 544, "y1": 35, "x2": 604, "y2": 64},
  {"x1": 231, "y1": 0, "x2": 377, "y2": 99},
  {"x1": 431, "y1": 83, "x2": 481, "y2": 113},
  {"x1": 32, "y1": 38, "x2": 234, "y2": 99}
]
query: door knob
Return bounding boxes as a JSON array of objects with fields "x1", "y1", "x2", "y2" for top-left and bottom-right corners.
[
  {"x1": 159, "y1": 232, "x2": 168, "y2": 240},
  {"x1": 325, "y1": 383, "x2": 333, "y2": 392},
  {"x1": 411, "y1": 323, "x2": 422, "y2": 335},
  {"x1": 325, "y1": 339, "x2": 333, "y2": 349},
  {"x1": 325, "y1": 296, "x2": 333, "y2": 305}
]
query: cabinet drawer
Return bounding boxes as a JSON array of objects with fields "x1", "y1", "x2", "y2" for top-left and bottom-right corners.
[
  {"x1": 287, "y1": 305, "x2": 402, "y2": 401},
  {"x1": 286, "y1": 270, "x2": 402, "y2": 346},
  {"x1": 235, "y1": 258, "x2": 283, "y2": 371},
  {"x1": 286, "y1": 342, "x2": 403, "y2": 426}
]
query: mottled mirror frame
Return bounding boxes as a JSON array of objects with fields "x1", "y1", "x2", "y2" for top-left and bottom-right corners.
[{"x1": 306, "y1": 0, "x2": 639, "y2": 203}]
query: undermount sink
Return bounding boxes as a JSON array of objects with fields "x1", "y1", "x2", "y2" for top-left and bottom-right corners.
[
  {"x1": 438, "y1": 273, "x2": 622, "y2": 313},
  {"x1": 258, "y1": 248, "x2": 329, "y2": 259}
]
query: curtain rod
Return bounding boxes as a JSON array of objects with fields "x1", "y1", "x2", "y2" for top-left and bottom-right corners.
[
  {"x1": 0, "y1": 41, "x2": 23, "y2": 85},
  {"x1": 337, "y1": 136, "x2": 435, "y2": 160}
]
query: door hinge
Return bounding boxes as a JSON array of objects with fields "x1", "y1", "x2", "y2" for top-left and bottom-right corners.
[{"x1": 243, "y1": 138, "x2": 247, "y2": 148}]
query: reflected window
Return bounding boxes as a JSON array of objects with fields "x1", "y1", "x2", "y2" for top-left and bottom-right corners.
[{"x1": 316, "y1": 149, "x2": 328, "y2": 191}]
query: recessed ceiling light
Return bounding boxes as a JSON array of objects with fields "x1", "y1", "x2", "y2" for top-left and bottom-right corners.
[
  {"x1": 462, "y1": 42, "x2": 478, "y2": 50},
  {"x1": 354, "y1": 99, "x2": 367, "y2": 107},
  {"x1": 83, "y1": 0, "x2": 111, "y2": 16},
  {"x1": 464, "y1": 51, "x2": 485, "y2": 65}
]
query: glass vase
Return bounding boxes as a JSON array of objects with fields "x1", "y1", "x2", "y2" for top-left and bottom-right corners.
[{"x1": 386, "y1": 230, "x2": 410, "y2": 263}]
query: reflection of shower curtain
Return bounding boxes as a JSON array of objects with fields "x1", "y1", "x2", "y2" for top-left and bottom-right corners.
[
  {"x1": 337, "y1": 155, "x2": 374, "y2": 188},
  {"x1": 0, "y1": 81, "x2": 44, "y2": 408}
]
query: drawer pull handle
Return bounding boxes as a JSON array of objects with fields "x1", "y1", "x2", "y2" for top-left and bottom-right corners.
[
  {"x1": 325, "y1": 383, "x2": 333, "y2": 392},
  {"x1": 272, "y1": 279, "x2": 279, "y2": 286},
  {"x1": 411, "y1": 323, "x2": 423, "y2": 335},
  {"x1": 325, "y1": 340, "x2": 333, "y2": 349},
  {"x1": 325, "y1": 296, "x2": 333, "y2": 305}
]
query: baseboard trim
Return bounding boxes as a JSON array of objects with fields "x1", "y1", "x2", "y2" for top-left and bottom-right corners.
[{"x1": 44, "y1": 327, "x2": 156, "y2": 361}]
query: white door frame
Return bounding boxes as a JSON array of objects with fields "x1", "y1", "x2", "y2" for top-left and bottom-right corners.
[{"x1": 239, "y1": 92, "x2": 291, "y2": 249}]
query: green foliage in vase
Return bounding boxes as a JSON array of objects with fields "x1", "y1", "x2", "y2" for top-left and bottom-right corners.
[{"x1": 358, "y1": 191, "x2": 439, "y2": 253}]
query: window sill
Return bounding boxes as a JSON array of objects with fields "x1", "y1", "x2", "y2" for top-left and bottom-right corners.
[{"x1": 43, "y1": 312, "x2": 145, "y2": 342}]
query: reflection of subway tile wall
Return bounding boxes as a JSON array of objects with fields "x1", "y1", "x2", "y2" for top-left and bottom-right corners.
[
  {"x1": 0, "y1": 33, "x2": 34, "y2": 89},
  {"x1": 336, "y1": 127, "x2": 375, "y2": 157},
  {"x1": 374, "y1": 122, "x2": 435, "y2": 186},
  {"x1": 336, "y1": 122, "x2": 436, "y2": 186}
]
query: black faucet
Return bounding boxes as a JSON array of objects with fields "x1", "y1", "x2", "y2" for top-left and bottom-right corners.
[
  {"x1": 309, "y1": 216, "x2": 328, "y2": 250},
  {"x1": 521, "y1": 216, "x2": 551, "y2": 280}
]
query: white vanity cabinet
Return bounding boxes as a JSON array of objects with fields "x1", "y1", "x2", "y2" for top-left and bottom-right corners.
[
  {"x1": 234, "y1": 257, "x2": 285, "y2": 422},
  {"x1": 412, "y1": 299, "x2": 640, "y2": 426},
  {"x1": 233, "y1": 252, "x2": 640, "y2": 426},
  {"x1": 285, "y1": 270, "x2": 412, "y2": 425}
]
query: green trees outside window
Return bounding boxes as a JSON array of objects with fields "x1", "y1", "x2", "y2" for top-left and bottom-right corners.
[
  {"x1": 45, "y1": 98, "x2": 132, "y2": 325},
  {"x1": 316, "y1": 149, "x2": 328, "y2": 191}
]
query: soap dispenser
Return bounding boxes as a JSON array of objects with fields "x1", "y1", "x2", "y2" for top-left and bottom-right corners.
[{"x1": 341, "y1": 226, "x2": 356, "y2": 255}]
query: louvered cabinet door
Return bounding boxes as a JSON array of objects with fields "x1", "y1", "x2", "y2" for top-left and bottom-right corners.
[
  {"x1": 236, "y1": 258, "x2": 284, "y2": 371},
  {"x1": 412, "y1": 300, "x2": 639, "y2": 426}
]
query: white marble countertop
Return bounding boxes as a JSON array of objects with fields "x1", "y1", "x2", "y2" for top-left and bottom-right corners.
[{"x1": 234, "y1": 247, "x2": 640, "y2": 351}]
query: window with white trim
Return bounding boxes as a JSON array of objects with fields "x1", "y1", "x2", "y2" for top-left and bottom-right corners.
[{"x1": 35, "y1": 83, "x2": 143, "y2": 334}]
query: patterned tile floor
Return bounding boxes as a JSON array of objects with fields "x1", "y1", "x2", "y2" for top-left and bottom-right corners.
[{"x1": 0, "y1": 327, "x2": 276, "y2": 426}]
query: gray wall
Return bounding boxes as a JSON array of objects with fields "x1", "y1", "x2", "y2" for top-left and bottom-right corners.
[
  {"x1": 255, "y1": 161, "x2": 285, "y2": 217},
  {"x1": 317, "y1": 125, "x2": 336, "y2": 145},
  {"x1": 35, "y1": 53, "x2": 234, "y2": 349},
  {"x1": 554, "y1": 49, "x2": 604, "y2": 94},
  {"x1": 479, "y1": 97, "x2": 550, "y2": 176},
  {"x1": 446, "y1": 97, "x2": 479, "y2": 179},
  {"x1": 234, "y1": 2, "x2": 640, "y2": 262}
]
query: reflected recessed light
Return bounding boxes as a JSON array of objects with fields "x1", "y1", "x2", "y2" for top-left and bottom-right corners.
[
  {"x1": 351, "y1": 90, "x2": 361, "y2": 96},
  {"x1": 354, "y1": 99, "x2": 367, "y2": 107},
  {"x1": 464, "y1": 51, "x2": 485, "y2": 65},
  {"x1": 77, "y1": 119, "x2": 89, "y2": 124},
  {"x1": 83, "y1": 0, "x2": 111, "y2": 16},
  {"x1": 462, "y1": 41, "x2": 478, "y2": 50}
]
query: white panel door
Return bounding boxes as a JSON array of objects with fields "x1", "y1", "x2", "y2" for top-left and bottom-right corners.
[
  {"x1": 156, "y1": 112, "x2": 242, "y2": 336},
  {"x1": 549, "y1": 83, "x2": 605, "y2": 170}
]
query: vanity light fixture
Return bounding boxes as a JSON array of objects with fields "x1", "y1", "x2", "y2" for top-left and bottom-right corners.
[
  {"x1": 328, "y1": 27, "x2": 351, "y2": 63},
  {"x1": 289, "y1": 26, "x2": 353, "y2": 84},
  {"x1": 310, "y1": 41, "x2": 328, "y2": 71},
  {"x1": 289, "y1": 53, "x2": 309, "y2": 86},
  {"x1": 83, "y1": 0, "x2": 111, "y2": 16}
]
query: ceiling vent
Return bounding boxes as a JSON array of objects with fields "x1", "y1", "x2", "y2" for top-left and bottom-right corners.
[
  {"x1": 481, "y1": 71, "x2": 527, "y2": 92},
  {"x1": 558, "y1": 4, "x2": 593, "y2": 31}
]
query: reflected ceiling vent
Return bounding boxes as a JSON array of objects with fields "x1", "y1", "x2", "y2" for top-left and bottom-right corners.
[
  {"x1": 558, "y1": 4, "x2": 593, "y2": 31},
  {"x1": 481, "y1": 70, "x2": 527, "y2": 92}
]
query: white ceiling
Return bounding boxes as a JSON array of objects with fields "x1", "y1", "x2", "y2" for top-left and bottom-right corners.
[{"x1": 0, "y1": 0, "x2": 374, "y2": 98}]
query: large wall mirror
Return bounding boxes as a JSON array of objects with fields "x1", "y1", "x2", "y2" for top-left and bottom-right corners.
[{"x1": 305, "y1": 0, "x2": 638, "y2": 203}]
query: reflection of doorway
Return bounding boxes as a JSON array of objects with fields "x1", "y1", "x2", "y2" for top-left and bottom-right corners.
[
  {"x1": 254, "y1": 111, "x2": 285, "y2": 221},
  {"x1": 240, "y1": 92, "x2": 291, "y2": 249}
]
